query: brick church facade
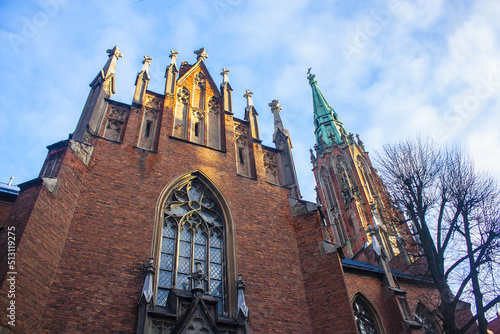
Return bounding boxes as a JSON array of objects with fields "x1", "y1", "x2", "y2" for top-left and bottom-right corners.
[{"x1": 0, "y1": 47, "x2": 444, "y2": 333}]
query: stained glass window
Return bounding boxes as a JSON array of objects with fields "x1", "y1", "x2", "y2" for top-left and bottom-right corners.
[
  {"x1": 352, "y1": 296, "x2": 381, "y2": 334},
  {"x1": 158, "y1": 180, "x2": 225, "y2": 314}
]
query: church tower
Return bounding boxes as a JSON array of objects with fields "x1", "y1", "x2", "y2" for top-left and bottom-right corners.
[
  {"x1": 308, "y1": 71, "x2": 411, "y2": 264},
  {"x1": 308, "y1": 72, "x2": 430, "y2": 333}
]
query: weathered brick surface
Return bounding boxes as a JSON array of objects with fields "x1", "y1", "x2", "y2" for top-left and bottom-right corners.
[
  {"x1": 0, "y1": 201, "x2": 14, "y2": 225},
  {"x1": 0, "y1": 183, "x2": 41, "y2": 285},
  {"x1": 291, "y1": 211, "x2": 358, "y2": 334},
  {"x1": 0, "y1": 146, "x2": 87, "y2": 333},
  {"x1": 345, "y1": 270, "x2": 405, "y2": 333},
  {"x1": 345, "y1": 269, "x2": 441, "y2": 333},
  {"x1": 41, "y1": 140, "x2": 306, "y2": 332}
]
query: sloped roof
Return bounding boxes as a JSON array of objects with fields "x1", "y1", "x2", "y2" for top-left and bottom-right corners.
[
  {"x1": 0, "y1": 182, "x2": 20, "y2": 195},
  {"x1": 342, "y1": 258, "x2": 433, "y2": 283}
]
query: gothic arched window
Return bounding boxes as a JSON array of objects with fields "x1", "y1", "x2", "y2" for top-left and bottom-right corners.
[
  {"x1": 157, "y1": 178, "x2": 225, "y2": 315},
  {"x1": 334, "y1": 155, "x2": 359, "y2": 207},
  {"x1": 356, "y1": 155, "x2": 376, "y2": 202},
  {"x1": 352, "y1": 294, "x2": 383, "y2": 334},
  {"x1": 320, "y1": 166, "x2": 348, "y2": 245},
  {"x1": 415, "y1": 303, "x2": 440, "y2": 334}
]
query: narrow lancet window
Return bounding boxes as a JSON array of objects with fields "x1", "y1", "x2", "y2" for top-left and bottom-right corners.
[
  {"x1": 145, "y1": 121, "x2": 151, "y2": 138},
  {"x1": 320, "y1": 166, "x2": 348, "y2": 245}
]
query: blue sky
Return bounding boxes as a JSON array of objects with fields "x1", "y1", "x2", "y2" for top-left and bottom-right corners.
[{"x1": 1, "y1": 0, "x2": 500, "y2": 202}]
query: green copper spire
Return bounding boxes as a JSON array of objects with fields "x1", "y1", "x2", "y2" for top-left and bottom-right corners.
[{"x1": 308, "y1": 72, "x2": 349, "y2": 151}]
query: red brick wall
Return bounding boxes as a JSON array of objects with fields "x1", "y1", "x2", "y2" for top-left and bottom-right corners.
[
  {"x1": 345, "y1": 269, "x2": 442, "y2": 333},
  {"x1": 0, "y1": 183, "x2": 41, "y2": 285},
  {"x1": 0, "y1": 146, "x2": 88, "y2": 333},
  {"x1": 0, "y1": 201, "x2": 14, "y2": 225},
  {"x1": 292, "y1": 211, "x2": 359, "y2": 333},
  {"x1": 34, "y1": 128, "x2": 313, "y2": 332},
  {"x1": 345, "y1": 271, "x2": 405, "y2": 333}
]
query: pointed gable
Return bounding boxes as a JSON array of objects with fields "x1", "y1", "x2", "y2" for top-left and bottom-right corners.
[
  {"x1": 177, "y1": 60, "x2": 221, "y2": 97},
  {"x1": 172, "y1": 293, "x2": 220, "y2": 334}
]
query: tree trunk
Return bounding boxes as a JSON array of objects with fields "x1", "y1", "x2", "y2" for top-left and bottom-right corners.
[
  {"x1": 463, "y1": 211, "x2": 488, "y2": 333},
  {"x1": 439, "y1": 283, "x2": 458, "y2": 334}
]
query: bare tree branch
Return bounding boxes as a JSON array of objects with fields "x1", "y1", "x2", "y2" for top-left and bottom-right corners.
[{"x1": 376, "y1": 137, "x2": 500, "y2": 334}]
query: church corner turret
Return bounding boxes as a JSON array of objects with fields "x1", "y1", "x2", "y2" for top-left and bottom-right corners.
[{"x1": 73, "y1": 46, "x2": 123, "y2": 143}]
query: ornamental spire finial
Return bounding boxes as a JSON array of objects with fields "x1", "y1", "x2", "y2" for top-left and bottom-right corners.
[
  {"x1": 244, "y1": 89, "x2": 254, "y2": 107},
  {"x1": 169, "y1": 50, "x2": 178, "y2": 64},
  {"x1": 141, "y1": 55, "x2": 152, "y2": 71},
  {"x1": 268, "y1": 99, "x2": 282, "y2": 113},
  {"x1": 194, "y1": 47, "x2": 208, "y2": 61},
  {"x1": 221, "y1": 68, "x2": 230, "y2": 83},
  {"x1": 106, "y1": 46, "x2": 123, "y2": 60}
]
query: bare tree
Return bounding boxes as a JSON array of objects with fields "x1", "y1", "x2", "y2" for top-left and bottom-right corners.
[{"x1": 376, "y1": 138, "x2": 500, "y2": 334}]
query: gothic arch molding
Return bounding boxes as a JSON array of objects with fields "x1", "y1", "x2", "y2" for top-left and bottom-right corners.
[
  {"x1": 151, "y1": 169, "x2": 238, "y2": 318},
  {"x1": 351, "y1": 292, "x2": 385, "y2": 334},
  {"x1": 172, "y1": 86, "x2": 190, "y2": 139},
  {"x1": 414, "y1": 302, "x2": 441, "y2": 334},
  {"x1": 356, "y1": 155, "x2": 377, "y2": 202},
  {"x1": 332, "y1": 154, "x2": 360, "y2": 205}
]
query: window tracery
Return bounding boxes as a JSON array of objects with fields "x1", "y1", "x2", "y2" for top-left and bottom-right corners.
[
  {"x1": 415, "y1": 304, "x2": 440, "y2": 334},
  {"x1": 263, "y1": 151, "x2": 279, "y2": 184},
  {"x1": 334, "y1": 156, "x2": 359, "y2": 206},
  {"x1": 158, "y1": 179, "x2": 225, "y2": 315},
  {"x1": 177, "y1": 87, "x2": 190, "y2": 104},
  {"x1": 103, "y1": 107, "x2": 127, "y2": 142},
  {"x1": 194, "y1": 72, "x2": 206, "y2": 110},
  {"x1": 208, "y1": 96, "x2": 220, "y2": 114},
  {"x1": 352, "y1": 295, "x2": 382, "y2": 334},
  {"x1": 356, "y1": 155, "x2": 377, "y2": 203},
  {"x1": 194, "y1": 72, "x2": 206, "y2": 88}
]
